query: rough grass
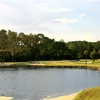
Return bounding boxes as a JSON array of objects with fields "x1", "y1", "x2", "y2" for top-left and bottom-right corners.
[{"x1": 74, "y1": 87, "x2": 100, "y2": 100}]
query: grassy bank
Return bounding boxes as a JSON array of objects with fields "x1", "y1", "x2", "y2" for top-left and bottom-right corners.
[
  {"x1": 1, "y1": 59, "x2": 100, "y2": 70},
  {"x1": 74, "y1": 87, "x2": 100, "y2": 100}
]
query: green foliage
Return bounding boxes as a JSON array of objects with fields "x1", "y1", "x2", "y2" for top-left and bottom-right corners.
[
  {"x1": 0, "y1": 49, "x2": 9, "y2": 63},
  {"x1": 84, "y1": 50, "x2": 88, "y2": 55},
  {"x1": 0, "y1": 29, "x2": 8, "y2": 49},
  {"x1": 90, "y1": 50, "x2": 97, "y2": 64},
  {"x1": 98, "y1": 49, "x2": 100, "y2": 58},
  {"x1": 0, "y1": 29, "x2": 100, "y2": 62},
  {"x1": 84, "y1": 50, "x2": 89, "y2": 64}
]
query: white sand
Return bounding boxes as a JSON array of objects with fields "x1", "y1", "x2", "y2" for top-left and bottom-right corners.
[
  {"x1": 0, "y1": 96, "x2": 13, "y2": 100},
  {"x1": 43, "y1": 92, "x2": 80, "y2": 100}
]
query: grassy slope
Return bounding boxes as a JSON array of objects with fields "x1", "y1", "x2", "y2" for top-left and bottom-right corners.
[{"x1": 74, "y1": 87, "x2": 100, "y2": 100}]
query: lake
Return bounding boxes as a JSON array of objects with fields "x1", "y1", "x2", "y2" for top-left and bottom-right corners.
[{"x1": 0, "y1": 68, "x2": 100, "y2": 100}]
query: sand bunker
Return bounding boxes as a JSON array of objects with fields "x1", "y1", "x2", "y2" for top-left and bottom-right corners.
[
  {"x1": 43, "y1": 92, "x2": 80, "y2": 100},
  {"x1": 0, "y1": 96, "x2": 13, "y2": 100}
]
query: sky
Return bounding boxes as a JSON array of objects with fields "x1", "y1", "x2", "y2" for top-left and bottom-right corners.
[{"x1": 0, "y1": 0, "x2": 100, "y2": 42}]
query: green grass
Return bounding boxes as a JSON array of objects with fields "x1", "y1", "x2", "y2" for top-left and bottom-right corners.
[
  {"x1": 34, "y1": 59, "x2": 100, "y2": 67},
  {"x1": 4, "y1": 59, "x2": 100, "y2": 66},
  {"x1": 3, "y1": 59, "x2": 100, "y2": 69},
  {"x1": 5, "y1": 62, "x2": 29, "y2": 65},
  {"x1": 74, "y1": 87, "x2": 100, "y2": 100}
]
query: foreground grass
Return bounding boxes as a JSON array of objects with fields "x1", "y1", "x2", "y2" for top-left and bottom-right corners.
[{"x1": 74, "y1": 87, "x2": 100, "y2": 100}]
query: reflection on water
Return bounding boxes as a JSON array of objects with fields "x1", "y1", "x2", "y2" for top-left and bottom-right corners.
[{"x1": 0, "y1": 68, "x2": 100, "y2": 100}]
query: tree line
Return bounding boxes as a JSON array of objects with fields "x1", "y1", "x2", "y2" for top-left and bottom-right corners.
[{"x1": 0, "y1": 29, "x2": 100, "y2": 62}]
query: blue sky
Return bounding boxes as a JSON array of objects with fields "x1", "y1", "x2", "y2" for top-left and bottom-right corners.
[{"x1": 0, "y1": 0, "x2": 100, "y2": 42}]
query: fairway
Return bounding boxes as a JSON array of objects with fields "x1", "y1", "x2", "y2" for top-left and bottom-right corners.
[{"x1": 3, "y1": 59, "x2": 100, "y2": 70}]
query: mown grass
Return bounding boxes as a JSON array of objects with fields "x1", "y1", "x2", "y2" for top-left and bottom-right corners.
[
  {"x1": 74, "y1": 87, "x2": 100, "y2": 100},
  {"x1": 4, "y1": 59, "x2": 100, "y2": 65},
  {"x1": 5, "y1": 62, "x2": 29, "y2": 65},
  {"x1": 36, "y1": 59, "x2": 100, "y2": 67},
  {"x1": 4, "y1": 59, "x2": 100, "y2": 69}
]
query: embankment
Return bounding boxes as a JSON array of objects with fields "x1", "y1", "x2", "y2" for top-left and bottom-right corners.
[{"x1": 0, "y1": 64, "x2": 100, "y2": 71}]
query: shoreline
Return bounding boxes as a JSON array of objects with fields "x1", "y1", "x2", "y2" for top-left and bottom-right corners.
[
  {"x1": 0, "y1": 64, "x2": 100, "y2": 71},
  {"x1": 43, "y1": 92, "x2": 80, "y2": 100},
  {"x1": 0, "y1": 92, "x2": 79, "y2": 100}
]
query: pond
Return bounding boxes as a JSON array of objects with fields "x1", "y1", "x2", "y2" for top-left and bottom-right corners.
[{"x1": 0, "y1": 68, "x2": 100, "y2": 100}]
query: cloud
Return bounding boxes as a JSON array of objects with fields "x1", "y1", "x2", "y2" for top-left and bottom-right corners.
[
  {"x1": 57, "y1": 33, "x2": 99, "y2": 42},
  {"x1": 0, "y1": 3, "x2": 12, "y2": 15},
  {"x1": 41, "y1": 7, "x2": 72, "y2": 13},
  {"x1": 0, "y1": 0, "x2": 99, "y2": 42},
  {"x1": 83, "y1": 33, "x2": 99, "y2": 41},
  {"x1": 0, "y1": 3, "x2": 22, "y2": 25},
  {"x1": 48, "y1": 8, "x2": 72, "y2": 13},
  {"x1": 42, "y1": 0, "x2": 59, "y2": 3},
  {"x1": 51, "y1": 18, "x2": 80, "y2": 24},
  {"x1": 0, "y1": 0, "x2": 73, "y2": 33},
  {"x1": 88, "y1": 0, "x2": 100, "y2": 2},
  {"x1": 79, "y1": 14, "x2": 86, "y2": 18}
]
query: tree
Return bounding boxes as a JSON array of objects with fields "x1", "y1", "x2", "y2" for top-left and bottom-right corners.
[
  {"x1": 0, "y1": 29, "x2": 8, "y2": 50},
  {"x1": 90, "y1": 50, "x2": 97, "y2": 64},
  {"x1": 93, "y1": 41, "x2": 100, "y2": 52},
  {"x1": 67, "y1": 41, "x2": 77, "y2": 59},
  {"x1": 77, "y1": 53, "x2": 82, "y2": 60},
  {"x1": 0, "y1": 29, "x2": 8, "y2": 62},
  {"x1": 8, "y1": 30, "x2": 17, "y2": 62},
  {"x1": 84, "y1": 50, "x2": 88, "y2": 64},
  {"x1": 1, "y1": 28, "x2": 100, "y2": 62},
  {"x1": 98, "y1": 49, "x2": 100, "y2": 59},
  {"x1": 0, "y1": 50, "x2": 9, "y2": 63},
  {"x1": 17, "y1": 32, "x2": 28, "y2": 61}
]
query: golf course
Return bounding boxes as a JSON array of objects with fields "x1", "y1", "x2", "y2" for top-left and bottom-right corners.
[
  {"x1": 0, "y1": 59, "x2": 99, "y2": 100},
  {"x1": 2, "y1": 59, "x2": 100, "y2": 70},
  {"x1": 0, "y1": 59, "x2": 100, "y2": 100}
]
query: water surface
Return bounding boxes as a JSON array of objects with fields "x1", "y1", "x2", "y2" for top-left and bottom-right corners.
[{"x1": 0, "y1": 68, "x2": 100, "y2": 100}]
